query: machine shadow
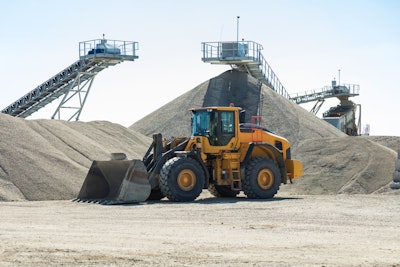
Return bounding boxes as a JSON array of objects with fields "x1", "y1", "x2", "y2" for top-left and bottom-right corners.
[{"x1": 138, "y1": 195, "x2": 302, "y2": 206}]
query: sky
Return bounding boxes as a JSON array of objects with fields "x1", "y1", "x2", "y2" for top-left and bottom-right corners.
[{"x1": 1, "y1": 0, "x2": 399, "y2": 136}]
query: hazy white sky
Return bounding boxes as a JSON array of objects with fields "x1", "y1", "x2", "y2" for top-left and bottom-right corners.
[{"x1": 1, "y1": 0, "x2": 399, "y2": 135}]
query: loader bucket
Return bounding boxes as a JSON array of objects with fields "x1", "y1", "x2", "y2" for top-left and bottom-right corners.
[{"x1": 77, "y1": 159, "x2": 151, "y2": 204}]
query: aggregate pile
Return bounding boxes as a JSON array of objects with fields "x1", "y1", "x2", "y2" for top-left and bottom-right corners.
[
  {"x1": 0, "y1": 70, "x2": 399, "y2": 201},
  {"x1": 0, "y1": 115, "x2": 151, "y2": 201},
  {"x1": 130, "y1": 70, "x2": 399, "y2": 194}
]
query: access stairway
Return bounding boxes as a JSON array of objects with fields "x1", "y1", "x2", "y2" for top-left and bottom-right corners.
[
  {"x1": 201, "y1": 41, "x2": 290, "y2": 99},
  {"x1": 2, "y1": 39, "x2": 138, "y2": 121}
]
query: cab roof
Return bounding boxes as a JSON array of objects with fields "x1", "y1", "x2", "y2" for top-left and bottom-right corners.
[{"x1": 190, "y1": 106, "x2": 242, "y2": 112}]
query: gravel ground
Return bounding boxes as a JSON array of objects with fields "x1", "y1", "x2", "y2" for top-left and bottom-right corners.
[{"x1": 0, "y1": 192, "x2": 399, "y2": 267}]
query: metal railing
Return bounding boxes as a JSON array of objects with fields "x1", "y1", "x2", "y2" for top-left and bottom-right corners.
[
  {"x1": 290, "y1": 84, "x2": 360, "y2": 104},
  {"x1": 79, "y1": 39, "x2": 139, "y2": 60},
  {"x1": 256, "y1": 51, "x2": 291, "y2": 99},
  {"x1": 201, "y1": 41, "x2": 262, "y2": 61},
  {"x1": 201, "y1": 41, "x2": 291, "y2": 99}
]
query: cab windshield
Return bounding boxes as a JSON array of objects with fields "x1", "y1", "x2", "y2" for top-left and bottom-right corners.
[{"x1": 191, "y1": 109, "x2": 212, "y2": 137}]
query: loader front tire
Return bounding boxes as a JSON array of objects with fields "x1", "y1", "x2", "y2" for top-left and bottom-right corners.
[
  {"x1": 243, "y1": 157, "x2": 281, "y2": 199},
  {"x1": 160, "y1": 157, "x2": 205, "y2": 202}
]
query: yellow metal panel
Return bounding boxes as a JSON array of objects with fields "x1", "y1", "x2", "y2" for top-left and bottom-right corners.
[{"x1": 285, "y1": 159, "x2": 303, "y2": 179}]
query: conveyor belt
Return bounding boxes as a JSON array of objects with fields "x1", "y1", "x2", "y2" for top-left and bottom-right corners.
[
  {"x1": 289, "y1": 84, "x2": 360, "y2": 104},
  {"x1": 2, "y1": 39, "x2": 138, "y2": 120}
]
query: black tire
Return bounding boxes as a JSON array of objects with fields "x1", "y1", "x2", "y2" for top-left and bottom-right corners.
[
  {"x1": 147, "y1": 189, "x2": 165, "y2": 200},
  {"x1": 395, "y1": 160, "x2": 400, "y2": 171},
  {"x1": 390, "y1": 182, "x2": 400, "y2": 190},
  {"x1": 243, "y1": 157, "x2": 281, "y2": 199},
  {"x1": 159, "y1": 157, "x2": 205, "y2": 202},
  {"x1": 393, "y1": 171, "x2": 400, "y2": 183},
  {"x1": 208, "y1": 184, "x2": 239, "y2": 198}
]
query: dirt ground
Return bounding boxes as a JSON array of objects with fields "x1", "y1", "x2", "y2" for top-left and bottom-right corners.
[{"x1": 1, "y1": 191, "x2": 399, "y2": 267}]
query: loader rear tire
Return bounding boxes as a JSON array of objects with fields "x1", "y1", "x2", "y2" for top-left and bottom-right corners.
[
  {"x1": 208, "y1": 184, "x2": 239, "y2": 198},
  {"x1": 393, "y1": 171, "x2": 400, "y2": 182},
  {"x1": 243, "y1": 157, "x2": 281, "y2": 199},
  {"x1": 160, "y1": 157, "x2": 205, "y2": 202},
  {"x1": 390, "y1": 182, "x2": 400, "y2": 190}
]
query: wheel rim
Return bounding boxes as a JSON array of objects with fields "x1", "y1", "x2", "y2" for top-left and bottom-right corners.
[
  {"x1": 257, "y1": 169, "x2": 274, "y2": 189},
  {"x1": 177, "y1": 169, "x2": 196, "y2": 191}
]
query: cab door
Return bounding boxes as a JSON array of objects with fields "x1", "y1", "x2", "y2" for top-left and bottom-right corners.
[{"x1": 209, "y1": 110, "x2": 235, "y2": 147}]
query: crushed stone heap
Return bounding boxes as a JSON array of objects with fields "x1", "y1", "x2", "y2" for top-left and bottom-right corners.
[
  {"x1": 1, "y1": 70, "x2": 399, "y2": 201},
  {"x1": 0, "y1": 115, "x2": 151, "y2": 201},
  {"x1": 130, "y1": 70, "x2": 399, "y2": 195}
]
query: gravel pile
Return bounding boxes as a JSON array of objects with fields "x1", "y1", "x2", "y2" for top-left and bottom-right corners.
[
  {"x1": 1, "y1": 70, "x2": 399, "y2": 201},
  {"x1": 0, "y1": 115, "x2": 151, "y2": 201},
  {"x1": 130, "y1": 70, "x2": 400, "y2": 195}
]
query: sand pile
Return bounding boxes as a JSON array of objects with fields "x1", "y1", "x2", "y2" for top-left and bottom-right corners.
[
  {"x1": 286, "y1": 137, "x2": 397, "y2": 194},
  {"x1": 131, "y1": 70, "x2": 346, "y2": 143},
  {"x1": 1, "y1": 70, "x2": 398, "y2": 201},
  {"x1": 130, "y1": 70, "x2": 398, "y2": 194},
  {"x1": 0, "y1": 114, "x2": 151, "y2": 201}
]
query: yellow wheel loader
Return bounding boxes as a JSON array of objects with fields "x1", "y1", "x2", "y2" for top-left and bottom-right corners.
[{"x1": 76, "y1": 106, "x2": 302, "y2": 204}]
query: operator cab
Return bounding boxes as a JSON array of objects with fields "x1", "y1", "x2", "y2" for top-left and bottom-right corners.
[{"x1": 191, "y1": 107, "x2": 244, "y2": 146}]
